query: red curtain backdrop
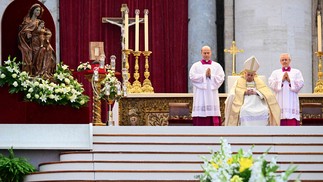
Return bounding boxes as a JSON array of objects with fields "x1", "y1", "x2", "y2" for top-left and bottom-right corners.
[
  {"x1": 1, "y1": 0, "x2": 55, "y2": 63},
  {"x1": 1, "y1": 0, "x2": 189, "y2": 92},
  {"x1": 0, "y1": 0, "x2": 187, "y2": 123},
  {"x1": 59, "y1": 0, "x2": 188, "y2": 93}
]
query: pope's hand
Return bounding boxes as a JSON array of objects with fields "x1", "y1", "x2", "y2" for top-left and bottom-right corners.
[{"x1": 245, "y1": 89, "x2": 256, "y2": 96}]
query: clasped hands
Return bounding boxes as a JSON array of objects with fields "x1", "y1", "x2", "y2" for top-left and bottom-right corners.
[
  {"x1": 206, "y1": 68, "x2": 211, "y2": 78},
  {"x1": 282, "y1": 72, "x2": 290, "y2": 82},
  {"x1": 245, "y1": 88, "x2": 257, "y2": 96}
]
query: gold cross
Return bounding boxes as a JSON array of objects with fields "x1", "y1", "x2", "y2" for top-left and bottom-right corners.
[{"x1": 224, "y1": 41, "x2": 244, "y2": 75}]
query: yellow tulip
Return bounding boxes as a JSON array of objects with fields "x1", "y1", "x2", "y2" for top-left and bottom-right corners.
[
  {"x1": 211, "y1": 162, "x2": 219, "y2": 169},
  {"x1": 227, "y1": 157, "x2": 233, "y2": 165},
  {"x1": 239, "y1": 157, "x2": 253, "y2": 172}
]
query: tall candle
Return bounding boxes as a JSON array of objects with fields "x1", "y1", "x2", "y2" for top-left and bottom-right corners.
[
  {"x1": 125, "y1": 9, "x2": 129, "y2": 50},
  {"x1": 135, "y1": 9, "x2": 140, "y2": 51},
  {"x1": 318, "y1": 11, "x2": 322, "y2": 52},
  {"x1": 144, "y1": 9, "x2": 149, "y2": 51}
]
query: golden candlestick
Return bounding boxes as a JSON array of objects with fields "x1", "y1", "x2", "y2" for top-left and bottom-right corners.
[
  {"x1": 314, "y1": 51, "x2": 323, "y2": 93},
  {"x1": 141, "y1": 51, "x2": 154, "y2": 93},
  {"x1": 123, "y1": 49, "x2": 133, "y2": 91},
  {"x1": 224, "y1": 41, "x2": 244, "y2": 75},
  {"x1": 85, "y1": 73, "x2": 106, "y2": 126},
  {"x1": 131, "y1": 51, "x2": 143, "y2": 93}
]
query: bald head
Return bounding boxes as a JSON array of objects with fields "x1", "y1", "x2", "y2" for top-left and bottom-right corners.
[
  {"x1": 201, "y1": 46, "x2": 212, "y2": 61},
  {"x1": 201, "y1": 46, "x2": 211, "y2": 52}
]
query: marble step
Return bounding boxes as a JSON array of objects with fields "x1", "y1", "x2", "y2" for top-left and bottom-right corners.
[
  {"x1": 24, "y1": 169, "x2": 323, "y2": 181},
  {"x1": 59, "y1": 151, "x2": 323, "y2": 162},
  {"x1": 38, "y1": 160, "x2": 323, "y2": 172},
  {"x1": 93, "y1": 134, "x2": 323, "y2": 144},
  {"x1": 92, "y1": 142, "x2": 323, "y2": 153}
]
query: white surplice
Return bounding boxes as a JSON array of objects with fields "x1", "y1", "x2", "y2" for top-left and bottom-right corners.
[
  {"x1": 268, "y1": 68, "x2": 304, "y2": 121},
  {"x1": 189, "y1": 61, "x2": 225, "y2": 117}
]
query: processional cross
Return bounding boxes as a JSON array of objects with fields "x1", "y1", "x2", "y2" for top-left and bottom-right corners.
[{"x1": 224, "y1": 41, "x2": 244, "y2": 75}]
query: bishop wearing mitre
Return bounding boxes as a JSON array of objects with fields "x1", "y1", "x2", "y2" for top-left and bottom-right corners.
[{"x1": 224, "y1": 56, "x2": 280, "y2": 126}]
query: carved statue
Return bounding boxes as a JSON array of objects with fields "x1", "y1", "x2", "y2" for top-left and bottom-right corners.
[{"x1": 18, "y1": 3, "x2": 56, "y2": 78}]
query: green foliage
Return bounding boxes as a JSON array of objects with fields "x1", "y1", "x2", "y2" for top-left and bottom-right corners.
[
  {"x1": 0, "y1": 56, "x2": 89, "y2": 109},
  {"x1": 197, "y1": 138, "x2": 298, "y2": 182},
  {"x1": 0, "y1": 147, "x2": 35, "y2": 182}
]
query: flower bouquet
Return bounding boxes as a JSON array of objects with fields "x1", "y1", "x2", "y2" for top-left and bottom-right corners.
[
  {"x1": 100, "y1": 69, "x2": 122, "y2": 102},
  {"x1": 0, "y1": 56, "x2": 89, "y2": 108},
  {"x1": 76, "y1": 61, "x2": 91, "y2": 71},
  {"x1": 100, "y1": 69, "x2": 122, "y2": 126},
  {"x1": 198, "y1": 138, "x2": 298, "y2": 182}
]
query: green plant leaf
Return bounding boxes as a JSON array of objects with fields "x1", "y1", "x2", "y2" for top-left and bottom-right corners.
[{"x1": 0, "y1": 147, "x2": 35, "y2": 182}]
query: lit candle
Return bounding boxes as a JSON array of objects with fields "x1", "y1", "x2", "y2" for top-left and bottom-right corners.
[
  {"x1": 135, "y1": 9, "x2": 140, "y2": 51},
  {"x1": 144, "y1": 9, "x2": 149, "y2": 51},
  {"x1": 125, "y1": 9, "x2": 129, "y2": 50},
  {"x1": 318, "y1": 11, "x2": 322, "y2": 52}
]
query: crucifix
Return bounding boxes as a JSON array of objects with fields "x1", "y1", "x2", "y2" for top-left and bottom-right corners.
[
  {"x1": 224, "y1": 41, "x2": 244, "y2": 75},
  {"x1": 102, "y1": 5, "x2": 144, "y2": 66},
  {"x1": 102, "y1": 4, "x2": 144, "y2": 91}
]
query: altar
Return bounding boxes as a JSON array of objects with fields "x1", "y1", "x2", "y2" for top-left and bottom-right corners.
[{"x1": 118, "y1": 93, "x2": 323, "y2": 126}]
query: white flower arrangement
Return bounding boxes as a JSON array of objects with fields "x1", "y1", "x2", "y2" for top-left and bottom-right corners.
[
  {"x1": 100, "y1": 69, "x2": 122, "y2": 102},
  {"x1": 198, "y1": 138, "x2": 299, "y2": 182},
  {"x1": 76, "y1": 61, "x2": 123, "y2": 101},
  {"x1": 77, "y1": 61, "x2": 91, "y2": 71},
  {"x1": 0, "y1": 56, "x2": 89, "y2": 108}
]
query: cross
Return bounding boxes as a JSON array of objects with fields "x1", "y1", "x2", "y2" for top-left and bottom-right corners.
[
  {"x1": 102, "y1": 4, "x2": 143, "y2": 69},
  {"x1": 224, "y1": 41, "x2": 244, "y2": 75}
]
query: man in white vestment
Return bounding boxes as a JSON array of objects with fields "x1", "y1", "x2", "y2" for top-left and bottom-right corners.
[
  {"x1": 268, "y1": 53, "x2": 304, "y2": 126},
  {"x1": 225, "y1": 56, "x2": 280, "y2": 126},
  {"x1": 189, "y1": 46, "x2": 225, "y2": 126}
]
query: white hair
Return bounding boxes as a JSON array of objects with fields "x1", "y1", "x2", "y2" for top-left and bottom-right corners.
[{"x1": 280, "y1": 53, "x2": 291, "y2": 60}]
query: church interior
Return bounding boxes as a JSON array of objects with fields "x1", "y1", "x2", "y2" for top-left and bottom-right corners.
[{"x1": 1, "y1": 0, "x2": 323, "y2": 181}]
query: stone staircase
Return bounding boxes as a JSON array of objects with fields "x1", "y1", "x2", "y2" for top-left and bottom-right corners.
[{"x1": 25, "y1": 126, "x2": 323, "y2": 181}]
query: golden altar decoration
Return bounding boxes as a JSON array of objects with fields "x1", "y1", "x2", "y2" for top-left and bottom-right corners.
[{"x1": 118, "y1": 93, "x2": 323, "y2": 126}]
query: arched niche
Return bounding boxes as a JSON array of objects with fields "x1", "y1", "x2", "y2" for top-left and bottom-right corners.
[{"x1": 1, "y1": 0, "x2": 56, "y2": 63}]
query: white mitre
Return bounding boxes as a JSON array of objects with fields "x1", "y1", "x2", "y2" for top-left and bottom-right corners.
[
  {"x1": 227, "y1": 56, "x2": 266, "y2": 92},
  {"x1": 244, "y1": 56, "x2": 259, "y2": 72}
]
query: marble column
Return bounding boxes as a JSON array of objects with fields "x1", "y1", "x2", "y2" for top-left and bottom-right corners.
[
  {"x1": 224, "y1": 0, "x2": 234, "y2": 92},
  {"x1": 235, "y1": 0, "x2": 312, "y2": 93},
  {"x1": 188, "y1": 0, "x2": 216, "y2": 92}
]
